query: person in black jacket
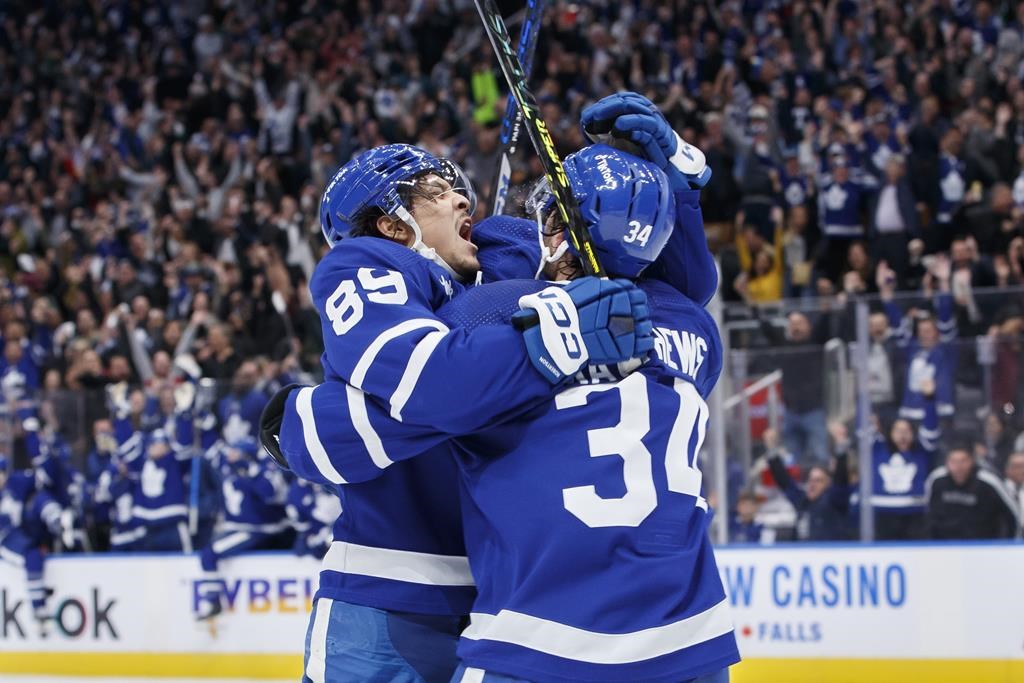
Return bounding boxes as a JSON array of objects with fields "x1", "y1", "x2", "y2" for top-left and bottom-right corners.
[
  {"x1": 763, "y1": 428, "x2": 851, "y2": 541},
  {"x1": 758, "y1": 309, "x2": 833, "y2": 464},
  {"x1": 925, "y1": 446, "x2": 1019, "y2": 540}
]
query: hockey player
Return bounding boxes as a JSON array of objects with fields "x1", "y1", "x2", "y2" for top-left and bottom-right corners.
[
  {"x1": 285, "y1": 478, "x2": 339, "y2": 559},
  {"x1": 0, "y1": 456, "x2": 59, "y2": 631},
  {"x1": 263, "y1": 144, "x2": 654, "y2": 681},
  {"x1": 128, "y1": 422, "x2": 193, "y2": 552},
  {"x1": 195, "y1": 436, "x2": 291, "y2": 620},
  {"x1": 267, "y1": 143, "x2": 738, "y2": 682}
]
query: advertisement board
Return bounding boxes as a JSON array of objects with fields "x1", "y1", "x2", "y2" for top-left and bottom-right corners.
[{"x1": 1, "y1": 544, "x2": 1023, "y2": 681}]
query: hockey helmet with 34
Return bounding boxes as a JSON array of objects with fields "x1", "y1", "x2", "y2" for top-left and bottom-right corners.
[{"x1": 526, "y1": 144, "x2": 675, "y2": 279}]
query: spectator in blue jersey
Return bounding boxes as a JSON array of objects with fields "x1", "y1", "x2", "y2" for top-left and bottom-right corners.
[
  {"x1": 816, "y1": 154, "x2": 866, "y2": 286},
  {"x1": 763, "y1": 427, "x2": 851, "y2": 542},
  {"x1": 195, "y1": 437, "x2": 291, "y2": 621},
  {"x1": 729, "y1": 491, "x2": 765, "y2": 544},
  {"x1": 871, "y1": 378, "x2": 941, "y2": 541},
  {"x1": 933, "y1": 128, "x2": 969, "y2": 253},
  {"x1": 925, "y1": 446, "x2": 1019, "y2": 540},
  {"x1": 879, "y1": 258, "x2": 958, "y2": 420},
  {"x1": 0, "y1": 337, "x2": 39, "y2": 403}
]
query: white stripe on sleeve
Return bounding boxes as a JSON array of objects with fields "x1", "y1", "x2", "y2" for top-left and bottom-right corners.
[
  {"x1": 296, "y1": 387, "x2": 347, "y2": 485},
  {"x1": 350, "y1": 317, "x2": 449, "y2": 395},
  {"x1": 345, "y1": 385, "x2": 393, "y2": 470},
  {"x1": 390, "y1": 329, "x2": 448, "y2": 421}
]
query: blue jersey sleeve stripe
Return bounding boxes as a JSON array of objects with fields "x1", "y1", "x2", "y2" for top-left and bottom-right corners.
[
  {"x1": 345, "y1": 384, "x2": 393, "y2": 469},
  {"x1": 350, "y1": 318, "x2": 450, "y2": 392},
  {"x1": 323, "y1": 541, "x2": 474, "y2": 587},
  {"x1": 296, "y1": 387, "x2": 348, "y2": 485},
  {"x1": 462, "y1": 598, "x2": 733, "y2": 665},
  {"x1": 390, "y1": 328, "x2": 449, "y2": 421}
]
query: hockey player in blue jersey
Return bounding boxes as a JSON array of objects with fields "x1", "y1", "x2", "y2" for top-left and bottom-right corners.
[
  {"x1": 0, "y1": 456, "x2": 60, "y2": 633},
  {"x1": 267, "y1": 140, "x2": 738, "y2": 682},
  {"x1": 285, "y1": 478, "x2": 340, "y2": 559},
  {"x1": 261, "y1": 142, "x2": 654, "y2": 682},
  {"x1": 195, "y1": 436, "x2": 291, "y2": 620},
  {"x1": 129, "y1": 423, "x2": 193, "y2": 552}
]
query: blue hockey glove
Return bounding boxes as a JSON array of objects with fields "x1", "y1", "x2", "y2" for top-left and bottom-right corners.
[
  {"x1": 513, "y1": 278, "x2": 654, "y2": 384},
  {"x1": 581, "y1": 92, "x2": 711, "y2": 191}
]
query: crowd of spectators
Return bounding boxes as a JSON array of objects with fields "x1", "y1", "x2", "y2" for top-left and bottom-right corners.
[{"x1": 3, "y1": 0, "x2": 1024, "y2": 552}]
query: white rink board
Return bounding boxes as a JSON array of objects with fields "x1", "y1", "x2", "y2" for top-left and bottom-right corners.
[
  {"x1": 0, "y1": 552, "x2": 319, "y2": 654},
  {"x1": 715, "y1": 542, "x2": 1024, "y2": 660},
  {"x1": 0, "y1": 544, "x2": 1022, "y2": 680}
]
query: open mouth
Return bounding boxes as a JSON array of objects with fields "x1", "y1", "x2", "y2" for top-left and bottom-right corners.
[{"x1": 459, "y1": 217, "x2": 473, "y2": 241}]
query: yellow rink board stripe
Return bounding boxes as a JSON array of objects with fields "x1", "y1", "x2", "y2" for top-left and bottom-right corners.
[
  {"x1": 0, "y1": 652, "x2": 303, "y2": 678},
  {"x1": 1, "y1": 653, "x2": 1023, "y2": 681},
  {"x1": 732, "y1": 658, "x2": 1024, "y2": 683}
]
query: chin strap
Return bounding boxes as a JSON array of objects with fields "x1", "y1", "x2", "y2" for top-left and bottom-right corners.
[
  {"x1": 392, "y1": 205, "x2": 465, "y2": 282},
  {"x1": 532, "y1": 206, "x2": 571, "y2": 280}
]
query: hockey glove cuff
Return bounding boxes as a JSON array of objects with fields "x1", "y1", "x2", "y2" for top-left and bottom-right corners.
[{"x1": 259, "y1": 383, "x2": 303, "y2": 470}]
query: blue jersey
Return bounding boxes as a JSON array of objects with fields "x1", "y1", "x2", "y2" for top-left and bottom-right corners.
[
  {"x1": 0, "y1": 352, "x2": 39, "y2": 402},
  {"x1": 218, "y1": 390, "x2": 267, "y2": 443},
  {"x1": 279, "y1": 278, "x2": 738, "y2": 682},
  {"x1": 210, "y1": 443, "x2": 290, "y2": 534},
  {"x1": 446, "y1": 279, "x2": 737, "y2": 683},
  {"x1": 0, "y1": 471, "x2": 62, "y2": 546},
  {"x1": 871, "y1": 400, "x2": 940, "y2": 514},
  {"x1": 937, "y1": 153, "x2": 966, "y2": 223},
  {"x1": 885, "y1": 293, "x2": 957, "y2": 418},
  {"x1": 299, "y1": 232, "x2": 566, "y2": 615},
  {"x1": 285, "y1": 478, "x2": 340, "y2": 557},
  {"x1": 121, "y1": 420, "x2": 193, "y2": 528},
  {"x1": 819, "y1": 178, "x2": 864, "y2": 238}
]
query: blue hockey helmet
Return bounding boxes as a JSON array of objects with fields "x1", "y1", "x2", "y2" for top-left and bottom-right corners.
[
  {"x1": 526, "y1": 144, "x2": 675, "y2": 278},
  {"x1": 319, "y1": 144, "x2": 478, "y2": 247}
]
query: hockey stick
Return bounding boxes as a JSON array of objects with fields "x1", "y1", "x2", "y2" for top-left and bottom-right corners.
[
  {"x1": 489, "y1": 0, "x2": 546, "y2": 216},
  {"x1": 473, "y1": 0, "x2": 606, "y2": 278}
]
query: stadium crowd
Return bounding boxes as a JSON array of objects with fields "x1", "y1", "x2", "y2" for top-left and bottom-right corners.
[{"x1": 1, "y1": 0, "x2": 1024, "y2": 588}]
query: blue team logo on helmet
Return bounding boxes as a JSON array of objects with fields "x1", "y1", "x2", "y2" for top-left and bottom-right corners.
[
  {"x1": 319, "y1": 144, "x2": 477, "y2": 246},
  {"x1": 527, "y1": 144, "x2": 675, "y2": 278}
]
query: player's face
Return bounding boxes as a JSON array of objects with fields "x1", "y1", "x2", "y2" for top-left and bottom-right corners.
[{"x1": 409, "y1": 174, "x2": 479, "y2": 278}]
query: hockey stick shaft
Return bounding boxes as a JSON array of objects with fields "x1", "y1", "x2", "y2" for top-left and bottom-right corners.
[
  {"x1": 474, "y1": 0, "x2": 606, "y2": 278},
  {"x1": 489, "y1": 0, "x2": 546, "y2": 216}
]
